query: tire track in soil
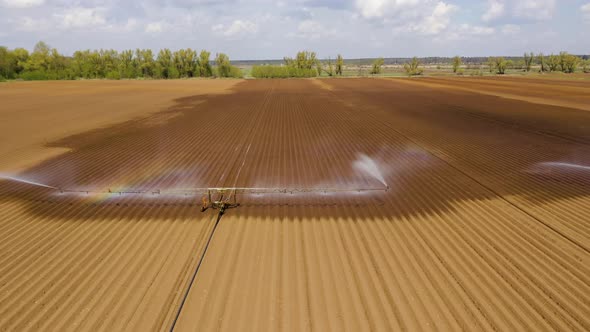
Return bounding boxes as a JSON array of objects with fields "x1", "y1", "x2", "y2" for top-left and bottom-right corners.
[{"x1": 170, "y1": 82, "x2": 276, "y2": 330}]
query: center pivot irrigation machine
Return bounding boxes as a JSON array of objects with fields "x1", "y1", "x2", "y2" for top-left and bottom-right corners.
[
  {"x1": 1, "y1": 174, "x2": 389, "y2": 215},
  {"x1": 55, "y1": 186, "x2": 390, "y2": 215},
  {"x1": 197, "y1": 187, "x2": 390, "y2": 214}
]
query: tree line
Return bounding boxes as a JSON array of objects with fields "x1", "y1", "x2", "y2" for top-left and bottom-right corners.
[
  {"x1": 0, "y1": 41, "x2": 243, "y2": 81},
  {"x1": 451, "y1": 52, "x2": 589, "y2": 75},
  {"x1": 486, "y1": 52, "x2": 585, "y2": 74},
  {"x1": 2, "y1": 43, "x2": 588, "y2": 81},
  {"x1": 252, "y1": 52, "x2": 344, "y2": 78},
  {"x1": 253, "y1": 52, "x2": 426, "y2": 78}
]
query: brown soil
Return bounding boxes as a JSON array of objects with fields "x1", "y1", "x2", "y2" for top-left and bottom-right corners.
[
  {"x1": 399, "y1": 76, "x2": 590, "y2": 112},
  {"x1": 0, "y1": 79, "x2": 239, "y2": 172},
  {"x1": 0, "y1": 77, "x2": 589, "y2": 331}
]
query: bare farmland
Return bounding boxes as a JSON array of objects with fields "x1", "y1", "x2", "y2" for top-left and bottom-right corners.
[{"x1": 1, "y1": 77, "x2": 589, "y2": 331}]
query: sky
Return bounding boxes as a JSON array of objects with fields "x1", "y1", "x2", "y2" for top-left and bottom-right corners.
[{"x1": 1, "y1": 0, "x2": 589, "y2": 59}]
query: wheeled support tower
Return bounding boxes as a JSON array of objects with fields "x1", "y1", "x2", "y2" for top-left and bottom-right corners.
[{"x1": 200, "y1": 189, "x2": 240, "y2": 215}]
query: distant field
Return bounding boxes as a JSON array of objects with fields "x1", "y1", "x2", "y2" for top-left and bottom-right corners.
[
  {"x1": 1, "y1": 77, "x2": 590, "y2": 331},
  {"x1": 235, "y1": 63, "x2": 590, "y2": 79},
  {"x1": 341, "y1": 65, "x2": 590, "y2": 79}
]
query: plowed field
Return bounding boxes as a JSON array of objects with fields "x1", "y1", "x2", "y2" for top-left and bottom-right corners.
[{"x1": 1, "y1": 77, "x2": 589, "y2": 331}]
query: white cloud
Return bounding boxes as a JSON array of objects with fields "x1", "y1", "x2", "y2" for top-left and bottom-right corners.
[
  {"x1": 513, "y1": 0, "x2": 556, "y2": 20},
  {"x1": 145, "y1": 21, "x2": 163, "y2": 33},
  {"x1": 582, "y1": 3, "x2": 590, "y2": 20},
  {"x1": 355, "y1": 0, "x2": 387, "y2": 19},
  {"x1": 501, "y1": 24, "x2": 520, "y2": 34},
  {"x1": 355, "y1": 0, "x2": 419, "y2": 19},
  {"x1": 1, "y1": 0, "x2": 43, "y2": 8},
  {"x1": 444, "y1": 23, "x2": 495, "y2": 41},
  {"x1": 482, "y1": 0, "x2": 504, "y2": 22},
  {"x1": 55, "y1": 7, "x2": 106, "y2": 29},
  {"x1": 405, "y1": 2, "x2": 456, "y2": 35},
  {"x1": 482, "y1": 0, "x2": 556, "y2": 22},
  {"x1": 120, "y1": 18, "x2": 139, "y2": 32},
  {"x1": 355, "y1": 0, "x2": 457, "y2": 35},
  {"x1": 212, "y1": 19, "x2": 258, "y2": 37},
  {"x1": 290, "y1": 20, "x2": 336, "y2": 39},
  {"x1": 356, "y1": 0, "x2": 442, "y2": 19},
  {"x1": 14, "y1": 16, "x2": 50, "y2": 31},
  {"x1": 297, "y1": 20, "x2": 323, "y2": 38},
  {"x1": 102, "y1": 18, "x2": 139, "y2": 32},
  {"x1": 459, "y1": 24, "x2": 495, "y2": 36}
]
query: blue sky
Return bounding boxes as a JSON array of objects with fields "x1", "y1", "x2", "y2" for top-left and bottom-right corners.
[{"x1": 1, "y1": 0, "x2": 589, "y2": 59}]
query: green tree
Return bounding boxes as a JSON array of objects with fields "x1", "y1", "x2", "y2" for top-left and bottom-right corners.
[
  {"x1": 173, "y1": 49, "x2": 197, "y2": 77},
  {"x1": 136, "y1": 49, "x2": 155, "y2": 77},
  {"x1": 492, "y1": 57, "x2": 510, "y2": 74},
  {"x1": 547, "y1": 54, "x2": 560, "y2": 72},
  {"x1": 12, "y1": 48, "x2": 29, "y2": 75},
  {"x1": 251, "y1": 64, "x2": 316, "y2": 78},
  {"x1": 559, "y1": 52, "x2": 567, "y2": 71},
  {"x1": 452, "y1": 56, "x2": 462, "y2": 73},
  {"x1": 156, "y1": 49, "x2": 173, "y2": 78},
  {"x1": 335, "y1": 54, "x2": 344, "y2": 76},
  {"x1": 252, "y1": 52, "x2": 320, "y2": 79},
  {"x1": 89, "y1": 51, "x2": 103, "y2": 78},
  {"x1": 48, "y1": 48, "x2": 68, "y2": 79},
  {"x1": 370, "y1": 57, "x2": 384, "y2": 75},
  {"x1": 71, "y1": 50, "x2": 88, "y2": 78},
  {"x1": 0, "y1": 43, "x2": 251, "y2": 81},
  {"x1": 316, "y1": 60, "x2": 323, "y2": 76},
  {"x1": 0, "y1": 46, "x2": 16, "y2": 79},
  {"x1": 524, "y1": 52, "x2": 534, "y2": 72},
  {"x1": 24, "y1": 41, "x2": 51, "y2": 74},
  {"x1": 119, "y1": 50, "x2": 136, "y2": 78},
  {"x1": 404, "y1": 57, "x2": 423, "y2": 76},
  {"x1": 325, "y1": 58, "x2": 335, "y2": 77},
  {"x1": 215, "y1": 53, "x2": 231, "y2": 77},
  {"x1": 198, "y1": 50, "x2": 212, "y2": 77},
  {"x1": 214, "y1": 53, "x2": 242, "y2": 78},
  {"x1": 486, "y1": 57, "x2": 495, "y2": 73},
  {"x1": 559, "y1": 52, "x2": 579, "y2": 73},
  {"x1": 285, "y1": 51, "x2": 318, "y2": 70},
  {"x1": 537, "y1": 53, "x2": 547, "y2": 73}
]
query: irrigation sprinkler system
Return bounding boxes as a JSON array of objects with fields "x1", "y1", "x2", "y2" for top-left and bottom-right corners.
[
  {"x1": 55, "y1": 186, "x2": 390, "y2": 214},
  {"x1": 2, "y1": 175, "x2": 390, "y2": 215}
]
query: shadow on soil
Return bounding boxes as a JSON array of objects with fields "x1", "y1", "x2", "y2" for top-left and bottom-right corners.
[{"x1": 1, "y1": 79, "x2": 590, "y2": 222}]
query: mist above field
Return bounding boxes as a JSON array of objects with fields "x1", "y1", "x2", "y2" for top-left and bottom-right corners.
[{"x1": 1, "y1": 0, "x2": 589, "y2": 59}]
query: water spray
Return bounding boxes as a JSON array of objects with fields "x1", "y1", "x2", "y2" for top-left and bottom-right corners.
[
  {"x1": 1, "y1": 153, "x2": 391, "y2": 214},
  {"x1": 536, "y1": 162, "x2": 590, "y2": 172},
  {"x1": 353, "y1": 154, "x2": 389, "y2": 188},
  {"x1": 0, "y1": 175, "x2": 59, "y2": 190}
]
